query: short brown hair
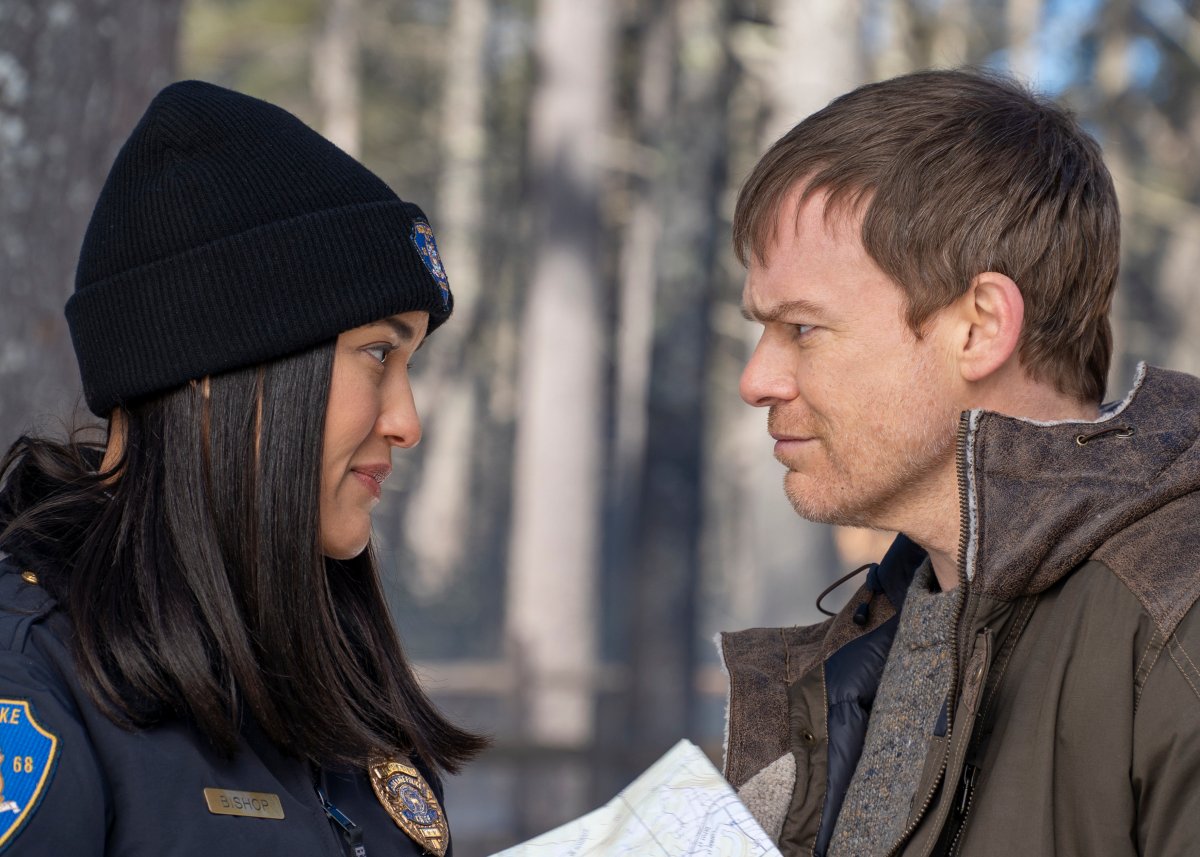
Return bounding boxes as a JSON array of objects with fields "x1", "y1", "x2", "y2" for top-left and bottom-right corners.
[{"x1": 733, "y1": 69, "x2": 1119, "y2": 402}]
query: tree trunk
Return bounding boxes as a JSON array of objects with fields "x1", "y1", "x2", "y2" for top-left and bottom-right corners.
[
  {"x1": 505, "y1": 0, "x2": 613, "y2": 748},
  {"x1": 609, "y1": 0, "x2": 672, "y2": 602},
  {"x1": 0, "y1": 0, "x2": 182, "y2": 444},
  {"x1": 1088, "y1": 0, "x2": 1200, "y2": 393},
  {"x1": 1006, "y1": 0, "x2": 1042, "y2": 81},
  {"x1": 312, "y1": 0, "x2": 360, "y2": 157},
  {"x1": 762, "y1": 0, "x2": 862, "y2": 142},
  {"x1": 621, "y1": 0, "x2": 733, "y2": 770},
  {"x1": 403, "y1": 0, "x2": 490, "y2": 593}
]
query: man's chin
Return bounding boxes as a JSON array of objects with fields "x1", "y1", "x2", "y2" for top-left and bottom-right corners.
[{"x1": 783, "y1": 472, "x2": 873, "y2": 528}]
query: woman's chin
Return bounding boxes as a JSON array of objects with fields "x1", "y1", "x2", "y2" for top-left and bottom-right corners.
[{"x1": 319, "y1": 530, "x2": 371, "y2": 561}]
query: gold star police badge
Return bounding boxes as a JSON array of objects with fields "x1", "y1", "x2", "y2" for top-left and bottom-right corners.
[{"x1": 367, "y1": 757, "x2": 448, "y2": 856}]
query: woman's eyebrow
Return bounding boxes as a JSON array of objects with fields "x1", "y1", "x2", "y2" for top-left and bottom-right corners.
[
  {"x1": 379, "y1": 317, "x2": 418, "y2": 342},
  {"x1": 376, "y1": 316, "x2": 430, "y2": 352}
]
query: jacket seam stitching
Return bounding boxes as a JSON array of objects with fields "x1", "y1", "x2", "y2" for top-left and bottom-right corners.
[
  {"x1": 1134, "y1": 640, "x2": 1165, "y2": 712},
  {"x1": 1092, "y1": 554, "x2": 1200, "y2": 645},
  {"x1": 1134, "y1": 635, "x2": 1159, "y2": 682},
  {"x1": 1172, "y1": 632, "x2": 1200, "y2": 677},
  {"x1": 1166, "y1": 636, "x2": 1200, "y2": 703}
]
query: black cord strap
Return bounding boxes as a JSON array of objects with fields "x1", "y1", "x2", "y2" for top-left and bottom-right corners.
[{"x1": 815, "y1": 562, "x2": 878, "y2": 618}]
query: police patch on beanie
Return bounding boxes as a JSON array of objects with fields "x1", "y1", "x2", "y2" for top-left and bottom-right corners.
[{"x1": 409, "y1": 220, "x2": 451, "y2": 313}]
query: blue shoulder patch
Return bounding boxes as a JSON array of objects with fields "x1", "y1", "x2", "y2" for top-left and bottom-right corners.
[
  {"x1": 0, "y1": 700, "x2": 59, "y2": 852},
  {"x1": 409, "y1": 219, "x2": 452, "y2": 313}
]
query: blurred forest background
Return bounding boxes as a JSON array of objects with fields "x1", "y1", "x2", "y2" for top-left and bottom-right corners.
[{"x1": 3, "y1": 0, "x2": 1200, "y2": 852}]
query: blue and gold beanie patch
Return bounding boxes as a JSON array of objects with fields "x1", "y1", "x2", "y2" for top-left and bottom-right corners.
[
  {"x1": 0, "y1": 700, "x2": 58, "y2": 851},
  {"x1": 409, "y1": 220, "x2": 451, "y2": 313}
]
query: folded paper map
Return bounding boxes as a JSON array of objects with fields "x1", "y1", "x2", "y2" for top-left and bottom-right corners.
[{"x1": 490, "y1": 739, "x2": 783, "y2": 856}]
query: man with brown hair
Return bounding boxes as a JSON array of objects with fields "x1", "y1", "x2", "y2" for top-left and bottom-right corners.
[{"x1": 720, "y1": 69, "x2": 1200, "y2": 857}]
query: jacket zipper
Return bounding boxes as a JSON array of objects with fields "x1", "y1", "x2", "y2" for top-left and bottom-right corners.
[
  {"x1": 810, "y1": 663, "x2": 831, "y2": 857},
  {"x1": 938, "y1": 602, "x2": 1040, "y2": 857},
  {"x1": 882, "y1": 412, "x2": 975, "y2": 857},
  {"x1": 943, "y1": 762, "x2": 980, "y2": 857},
  {"x1": 938, "y1": 412, "x2": 982, "y2": 857}
]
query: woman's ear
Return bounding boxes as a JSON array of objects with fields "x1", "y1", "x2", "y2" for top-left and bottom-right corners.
[
  {"x1": 188, "y1": 376, "x2": 212, "y2": 399},
  {"x1": 100, "y1": 408, "x2": 127, "y2": 477},
  {"x1": 951, "y1": 272, "x2": 1025, "y2": 383}
]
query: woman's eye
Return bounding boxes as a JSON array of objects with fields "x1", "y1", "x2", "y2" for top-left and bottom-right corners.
[{"x1": 364, "y1": 344, "x2": 393, "y2": 364}]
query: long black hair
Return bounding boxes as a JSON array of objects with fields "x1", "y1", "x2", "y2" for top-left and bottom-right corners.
[{"x1": 0, "y1": 340, "x2": 486, "y2": 772}]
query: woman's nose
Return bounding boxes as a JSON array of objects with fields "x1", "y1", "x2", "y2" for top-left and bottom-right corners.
[{"x1": 379, "y1": 382, "x2": 422, "y2": 449}]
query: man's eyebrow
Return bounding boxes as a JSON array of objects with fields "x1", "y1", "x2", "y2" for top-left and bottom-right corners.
[{"x1": 740, "y1": 299, "x2": 830, "y2": 323}]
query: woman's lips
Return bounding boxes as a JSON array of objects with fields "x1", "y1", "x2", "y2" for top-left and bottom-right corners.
[
  {"x1": 350, "y1": 465, "x2": 391, "y2": 500},
  {"x1": 353, "y1": 471, "x2": 382, "y2": 499}
]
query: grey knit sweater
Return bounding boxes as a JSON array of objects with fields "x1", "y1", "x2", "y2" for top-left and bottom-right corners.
[{"x1": 828, "y1": 559, "x2": 961, "y2": 857}]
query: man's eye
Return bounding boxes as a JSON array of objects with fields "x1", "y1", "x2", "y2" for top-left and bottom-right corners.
[{"x1": 794, "y1": 324, "x2": 816, "y2": 336}]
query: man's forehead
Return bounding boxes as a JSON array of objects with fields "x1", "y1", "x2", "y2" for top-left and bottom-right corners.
[
  {"x1": 741, "y1": 241, "x2": 835, "y2": 321},
  {"x1": 740, "y1": 184, "x2": 896, "y2": 326},
  {"x1": 753, "y1": 183, "x2": 865, "y2": 268}
]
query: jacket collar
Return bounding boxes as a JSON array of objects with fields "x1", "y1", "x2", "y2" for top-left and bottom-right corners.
[{"x1": 960, "y1": 364, "x2": 1200, "y2": 601}]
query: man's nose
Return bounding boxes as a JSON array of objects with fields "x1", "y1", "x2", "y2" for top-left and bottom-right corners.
[{"x1": 740, "y1": 335, "x2": 798, "y2": 407}]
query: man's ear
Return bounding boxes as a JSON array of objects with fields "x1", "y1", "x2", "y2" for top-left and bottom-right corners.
[{"x1": 951, "y1": 272, "x2": 1024, "y2": 383}]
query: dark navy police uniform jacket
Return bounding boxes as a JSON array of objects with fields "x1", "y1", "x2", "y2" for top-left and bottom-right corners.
[{"x1": 0, "y1": 559, "x2": 451, "y2": 856}]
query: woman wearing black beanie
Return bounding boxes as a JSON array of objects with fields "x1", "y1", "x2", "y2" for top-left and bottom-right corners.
[{"x1": 0, "y1": 81, "x2": 485, "y2": 856}]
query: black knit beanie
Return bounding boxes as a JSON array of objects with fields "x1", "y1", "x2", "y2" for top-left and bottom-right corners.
[{"x1": 66, "y1": 80, "x2": 453, "y2": 416}]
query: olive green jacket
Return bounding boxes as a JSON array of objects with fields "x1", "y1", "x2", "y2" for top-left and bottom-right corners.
[{"x1": 720, "y1": 365, "x2": 1200, "y2": 856}]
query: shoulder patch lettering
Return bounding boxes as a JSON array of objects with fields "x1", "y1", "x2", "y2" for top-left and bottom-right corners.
[
  {"x1": 409, "y1": 219, "x2": 452, "y2": 313},
  {"x1": 0, "y1": 700, "x2": 59, "y2": 852}
]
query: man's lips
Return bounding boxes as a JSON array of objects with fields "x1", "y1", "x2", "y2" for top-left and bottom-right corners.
[
  {"x1": 767, "y1": 409, "x2": 819, "y2": 460},
  {"x1": 770, "y1": 433, "x2": 817, "y2": 458}
]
